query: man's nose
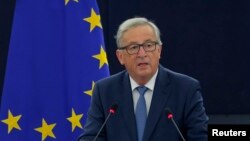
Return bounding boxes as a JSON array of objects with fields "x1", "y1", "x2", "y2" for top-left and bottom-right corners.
[{"x1": 137, "y1": 46, "x2": 146, "y2": 56}]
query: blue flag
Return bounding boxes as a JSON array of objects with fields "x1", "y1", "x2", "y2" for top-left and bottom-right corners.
[{"x1": 0, "y1": 0, "x2": 109, "y2": 140}]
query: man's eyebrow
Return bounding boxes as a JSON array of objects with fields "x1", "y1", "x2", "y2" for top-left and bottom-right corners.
[{"x1": 127, "y1": 40, "x2": 155, "y2": 45}]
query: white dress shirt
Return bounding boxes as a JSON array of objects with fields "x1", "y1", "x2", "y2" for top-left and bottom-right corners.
[{"x1": 129, "y1": 69, "x2": 158, "y2": 115}]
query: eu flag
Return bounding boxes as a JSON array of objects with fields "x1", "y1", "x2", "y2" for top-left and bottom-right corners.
[{"x1": 0, "y1": 0, "x2": 109, "y2": 140}]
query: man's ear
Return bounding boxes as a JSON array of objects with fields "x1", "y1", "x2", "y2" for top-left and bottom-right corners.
[{"x1": 116, "y1": 50, "x2": 124, "y2": 65}]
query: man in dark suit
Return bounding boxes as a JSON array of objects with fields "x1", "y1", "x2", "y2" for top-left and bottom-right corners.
[{"x1": 79, "y1": 17, "x2": 208, "y2": 141}]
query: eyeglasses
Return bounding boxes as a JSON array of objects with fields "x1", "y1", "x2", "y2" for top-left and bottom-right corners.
[{"x1": 118, "y1": 41, "x2": 159, "y2": 55}]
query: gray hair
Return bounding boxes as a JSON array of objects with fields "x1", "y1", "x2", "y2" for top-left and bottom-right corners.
[{"x1": 115, "y1": 17, "x2": 162, "y2": 48}]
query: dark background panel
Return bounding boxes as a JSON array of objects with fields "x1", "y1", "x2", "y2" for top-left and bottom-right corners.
[
  {"x1": 0, "y1": 0, "x2": 16, "y2": 103},
  {"x1": 1, "y1": 0, "x2": 250, "y2": 117}
]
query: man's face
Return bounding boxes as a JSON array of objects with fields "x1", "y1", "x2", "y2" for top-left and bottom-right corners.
[{"x1": 116, "y1": 25, "x2": 162, "y2": 84}]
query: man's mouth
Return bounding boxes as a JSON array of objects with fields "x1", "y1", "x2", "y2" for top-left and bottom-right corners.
[{"x1": 138, "y1": 63, "x2": 148, "y2": 67}]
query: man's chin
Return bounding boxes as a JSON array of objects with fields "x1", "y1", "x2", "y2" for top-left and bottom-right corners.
[{"x1": 137, "y1": 70, "x2": 151, "y2": 78}]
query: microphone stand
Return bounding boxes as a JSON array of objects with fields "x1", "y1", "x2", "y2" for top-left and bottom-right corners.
[
  {"x1": 78, "y1": 104, "x2": 117, "y2": 141},
  {"x1": 169, "y1": 117, "x2": 186, "y2": 141}
]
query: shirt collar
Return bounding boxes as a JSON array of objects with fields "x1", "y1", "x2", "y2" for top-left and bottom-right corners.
[{"x1": 130, "y1": 69, "x2": 158, "y2": 91}]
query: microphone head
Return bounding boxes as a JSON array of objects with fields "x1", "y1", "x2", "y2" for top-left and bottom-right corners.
[
  {"x1": 165, "y1": 107, "x2": 173, "y2": 119},
  {"x1": 109, "y1": 103, "x2": 118, "y2": 114}
]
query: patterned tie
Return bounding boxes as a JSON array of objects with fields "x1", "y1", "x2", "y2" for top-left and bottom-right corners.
[{"x1": 135, "y1": 86, "x2": 148, "y2": 141}]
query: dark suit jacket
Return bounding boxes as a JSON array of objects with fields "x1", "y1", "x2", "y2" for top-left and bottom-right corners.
[{"x1": 79, "y1": 65, "x2": 208, "y2": 141}]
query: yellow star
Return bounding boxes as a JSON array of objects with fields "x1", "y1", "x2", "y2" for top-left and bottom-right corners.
[
  {"x1": 1, "y1": 110, "x2": 22, "y2": 134},
  {"x1": 83, "y1": 8, "x2": 102, "y2": 32},
  {"x1": 67, "y1": 108, "x2": 83, "y2": 132},
  {"x1": 84, "y1": 81, "x2": 95, "y2": 96},
  {"x1": 34, "y1": 118, "x2": 56, "y2": 141},
  {"x1": 65, "y1": 0, "x2": 78, "y2": 5},
  {"x1": 93, "y1": 46, "x2": 109, "y2": 69}
]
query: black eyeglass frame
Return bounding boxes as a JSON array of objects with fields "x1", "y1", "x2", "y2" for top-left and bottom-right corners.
[{"x1": 118, "y1": 41, "x2": 159, "y2": 55}]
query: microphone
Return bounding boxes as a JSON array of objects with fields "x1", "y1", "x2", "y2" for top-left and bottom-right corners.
[
  {"x1": 165, "y1": 108, "x2": 186, "y2": 141},
  {"x1": 93, "y1": 103, "x2": 118, "y2": 141}
]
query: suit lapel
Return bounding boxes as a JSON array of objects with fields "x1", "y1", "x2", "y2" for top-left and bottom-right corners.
[
  {"x1": 117, "y1": 72, "x2": 138, "y2": 141},
  {"x1": 143, "y1": 66, "x2": 171, "y2": 141}
]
